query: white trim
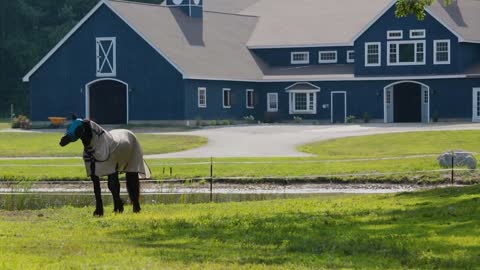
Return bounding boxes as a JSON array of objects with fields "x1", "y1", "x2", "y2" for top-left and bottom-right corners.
[
  {"x1": 387, "y1": 30, "x2": 403, "y2": 40},
  {"x1": 351, "y1": 0, "x2": 397, "y2": 43},
  {"x1": 383, "y1": 81, "x2": 430, "y2": 124},
  {"x1": 85, "y1": 78, "x2": 129, "y2": 124},
  {"x1": 267, "y1": 92, "x2": 279, "y2": 112},
  {"x1": 409, "y1": 29, "x2": 426, "y2": 39},
  {"x1": 330, "y1": 91, "x2": 347, "y2": 123},
  {"x1": 285, "y1": 82, "x2": 320, "y2": 91},
  {"x1": 346, "y1": 50, "x2": 355, "y2": 63},
  {"x1": 318, "y1": 51, "x2": 338, "y2": 64},
  {"x1": 246, "y1": 89, "x2": 254, "y2": 109},
  {"x1": 425, "y1": 9, "x2": 463, "y2": 42},
  {"x1": 23, "y1": 0, "x2": 185, "y2": 82},
  {"x1": 222, "y1": 88, "x2": 231, "y2": 109},
  {"x1": 291, "y1": 51, "x2": 310, "y2": 65},
  {"x1": 248, "y1": 43, "x2": 352, "y2": 49},
  {"x1": 387, "y1": 40, "x2": 426, "y2": 66},
  {"x1": 365, "y1": 42, "x2": 381, "y2": 67},
  {"x1": 184, "y1": 74, "x2": 467, "y2": 83},
  {"x1": 433, "y1": 39, "x2": 451, "y2": 65},
  {"x1": 198, "y1": 87, "x2": 207, "y2": 108},
  {"x1": 473, "y1": 88, "x2": 480, "y2": 122},
  {"x1": 96, "y1": 37, "x2": 117, "y2": 77}
]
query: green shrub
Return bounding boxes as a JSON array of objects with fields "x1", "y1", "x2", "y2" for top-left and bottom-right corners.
[
  {"x1": 293, "y1": 116, "x2": 303, "y2": 123},
  {"x1": 346, "y1": 115, "x2": 356, "y2": 123},
  {"x1": 11, "y1": 115, "x2": 31, "y2": 129},
  {"x1": 363, "y1": 112, "x2": 370, "y2": 123}
]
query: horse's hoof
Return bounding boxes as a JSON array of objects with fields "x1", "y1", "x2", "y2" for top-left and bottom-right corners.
[
  {"x1": 133, "y1": 205, "x2": 141, "y2": 213},
  {"x1": 115, "y1": 204, "x2": 124, "y2": 213},
  {"x1": 93, "y1": 208, "x2": 104, "y2": 217}
]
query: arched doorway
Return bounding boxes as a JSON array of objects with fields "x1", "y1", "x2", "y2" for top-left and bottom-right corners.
[
  {"x1": 86, "y1": 79, "x2": 128, "y2": 124},
  {"x1": 384, "y1": 81, "x2": 430, "y2": 123}
]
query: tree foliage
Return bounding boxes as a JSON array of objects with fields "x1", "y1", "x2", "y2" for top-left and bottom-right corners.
[{"x1": 396, "y1": 0, "x2": 453, "y2": 20}]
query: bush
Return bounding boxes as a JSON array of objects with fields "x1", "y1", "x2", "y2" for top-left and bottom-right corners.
[
  {"x1": 210, "y1": 120, "x2": 218, "y2": 126},
  {"x1": 293, "y1": 116, "x2": 303, "y2": 123},
  {"x1": 363, "y1": 112, "x2": 370, "y2": 123},
  {"x1": 11, "y1": 115, "x2": 31, "y2": 129},
  {"x1": 432, "y1": 111, "x2": 439, "y2": 122},
  {"x1": 346, "y1": 115, "x2": 356, "y2": 123},
  {"x1": 243, "y1": 115, "x2": 255, "y2": 123}
]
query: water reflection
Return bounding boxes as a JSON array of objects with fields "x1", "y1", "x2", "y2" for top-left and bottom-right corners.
[{"x1": 0, "y1": 193, "x2": 343, "y2": 211}]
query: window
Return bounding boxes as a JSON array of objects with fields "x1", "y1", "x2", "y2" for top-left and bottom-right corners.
[
  {"x1": 423, "y1": 89, "x2": 429, "y2": 104},
  {"x1": 198, "y1": 87, "x2": 206, "y2": 108},
  {"x1": 386, "y1": 90, "x2": 392, "y2": 105},
  {"x1": 434, "y1": 40, "x2": 450, "y2": 64},
  {"x1": 223, "y1": 88, "x2": 231, "y2": 108},
  {"x1": 267, "y1": 93, "x2": 278, "y2": 112},
  {"x1": 387, "y1": 30, "x2": 403, "y2": 40},
  {"x1": 347, "y1": 50, "x2": 355, "y2": 63},
  {"x1": 246, "y1": 89, "x2": 254, "y2": 109},
  {"x1": 289, "y1": 92, "x2": 317, "y2": 114},
  {"x1": 291, "y1": 52, "x2": 309, "y2": 64},
  {"x1": 387, "y1": 41, "x2": 425, "y2": 65},
  {"x1": 410, "y1": 29, "x2": 426, "y2": 39},
  {"x1": 319, "y1": 51, "x2": 337, "y2": 63},
  {"x1": 365, "y1": 42, "x2": 381, "y2": 66},
  {"x1": 96, "y1": 37, "x2": 116, "y2": 77}
]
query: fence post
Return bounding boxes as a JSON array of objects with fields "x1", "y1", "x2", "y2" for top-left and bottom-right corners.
[
  {"x1": 210, "y1": 157, "x2": 213, "y2": 202},
  {"x1": 451, "y1": 152, "x2": 454, "y2": 185}
]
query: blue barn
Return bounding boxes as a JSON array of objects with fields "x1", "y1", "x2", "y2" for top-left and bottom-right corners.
[{"x1": 23, "y1": 0, "x2": 480, "y2": 124}]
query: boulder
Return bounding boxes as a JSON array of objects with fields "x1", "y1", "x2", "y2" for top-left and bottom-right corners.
[{"x1": 437, "y1": 150, "x2": 477, "y2": 169}]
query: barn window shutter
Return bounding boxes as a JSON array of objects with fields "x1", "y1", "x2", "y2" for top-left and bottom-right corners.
[{"x1": 96, "y1": 37, "x2": 117, "y2": 77}]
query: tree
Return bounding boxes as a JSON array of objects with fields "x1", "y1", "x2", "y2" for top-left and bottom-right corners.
[{"x1": 396, "y1": 0, "x2": 453, "y2": 20}]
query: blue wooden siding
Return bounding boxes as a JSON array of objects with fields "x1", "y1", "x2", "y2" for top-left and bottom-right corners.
[
  {"x1": 253, "y1": 46, "x2": 354, "y2": 66},
  {"x1": 460, "y1": 43, "x2": 480, "y2": 71},
  {"x1": 184, "y1": 78, "x2": 480, "y2": 122},
  {"x1": 354, "y1": 5, "x2": 460, "y2": 76},
  {"x1": 29, "y1": 4, "x2": 184, "y2": 122}
]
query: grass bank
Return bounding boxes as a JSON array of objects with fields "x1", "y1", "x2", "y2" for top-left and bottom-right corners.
[
  {"x1": 0, "y1": 133, "x2": 207, "y2": 157},
  {"x1": 0, "y1": 185, "x2": 479, "y2": 269}
]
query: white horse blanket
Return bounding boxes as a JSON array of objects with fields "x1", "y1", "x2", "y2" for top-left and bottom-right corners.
[{"x1": 83, "y1": 121, "x2": 151, "y2": 179}]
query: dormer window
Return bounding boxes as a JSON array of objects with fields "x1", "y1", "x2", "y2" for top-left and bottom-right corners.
[
  {"x1": 410, "y1": 29, "x2": 426, "y2": 39},
  {"x1": 291, "y1": 52, "x2": 309, "y2": 64},
  {"x1": 387, "y1": 30, "x2": 403, "y2": 40},
  {"x1": 434, "y1": 40, "x2": 450, "y2": 64},
  {"x1": 319, "y1": 51, "x2": 337, "y2": 64},
  {"x1": 365, "y1": 42, "x2": 381, "y2": 67}
]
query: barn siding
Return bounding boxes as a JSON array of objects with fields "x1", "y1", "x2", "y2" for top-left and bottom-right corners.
[
  {"x1": 29, "y1": 4, "x2": 184, "y2": 122},
  {"x1": 253, "y1": 46, "x2": 355, "y2": 66}
]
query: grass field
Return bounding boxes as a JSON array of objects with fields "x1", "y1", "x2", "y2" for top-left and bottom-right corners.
[
  {"x1": 0, "y1": 185, "x2": 478, "y2": 269},
  {"x1": 0, "y1": 133, "x2": 207, "y2": 157},
  {"x1": 1, "y1": 130, "x2": 479, "y2": 183}
]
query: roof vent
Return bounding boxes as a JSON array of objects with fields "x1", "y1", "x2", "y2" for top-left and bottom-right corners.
[{"x1": 166, "y1": 0, "x2": 203, "y2": 18}]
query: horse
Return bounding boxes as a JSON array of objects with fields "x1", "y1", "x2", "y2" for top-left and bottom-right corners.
[{"x1": 59, "y1": 116, "x2": 151, "y2": 216}]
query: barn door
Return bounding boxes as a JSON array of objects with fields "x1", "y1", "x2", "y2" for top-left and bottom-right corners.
[
  {"x1": 473, "y1": 88, "x2": 480, "y2": 122},
  {"x1": 384, "y1": 86, "x2": 393, "y2": 123},
  {"x1": 96, "y1": 37, "x2": 116, "y2": 77}
]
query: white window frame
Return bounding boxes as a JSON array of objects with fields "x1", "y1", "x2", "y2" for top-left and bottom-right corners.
[
  {"x1": 246, "y1": 89, "x2": 254, "y2": 109},
  {"x1": 288, "y1": 90, "x2": 318, "y2": 114},
  {"x1": 267, "y1": 93, "x2": 278, "y2": 112},
  {"x1": 365, "y1": 42, "x2": 381, "y2": 67},
  {"x1": 347, "y1": 50, "x2": 355, "y2": 63},
  {"x1": 410, "y1": 29, "x2": 426, "y2": 39},
  {"x1": 434, "y1": 39, "x2": 451, "y2": 65},
  {"x1": 318, "y1": 51, "x2": 338, "y2": 64},
  {"x1": 198, "y1": 87, "x2": 206, "y2": 108},
  {"x1": 387, "y1": 40, "x2": 426, "y2": 66},
  {"x1": 222, "y1": 88, "x2": 231, "y2": 109},
  {"x1": 291, "y1": 52, "x2": 310, "y2": 64},
  {"x1": 96, "y1": 37, "x2": 117, "y2": 77},
  {"x1": 387, "y1": 30, "x2": 403, "y2": 40}
]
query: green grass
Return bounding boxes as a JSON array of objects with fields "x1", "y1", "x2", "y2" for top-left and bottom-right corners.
[
  {"x1": 0, "y1": 186, "x2": 479, "y2": 269},
  {"x1": 0, "y1": 133, "x2": 207, "y2": 157},
  {"x1": 299, "y1": 130, "x2": 480, "y2": 159}
]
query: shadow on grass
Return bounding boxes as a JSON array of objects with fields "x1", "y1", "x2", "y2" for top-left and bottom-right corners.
[{"x1": 109, "y1": 186, "x2": 480, "y2": 269}]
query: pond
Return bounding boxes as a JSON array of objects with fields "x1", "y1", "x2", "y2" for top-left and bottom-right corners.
[{"x1": 0, "y1": 192, "x2": 349, "y2": 211}]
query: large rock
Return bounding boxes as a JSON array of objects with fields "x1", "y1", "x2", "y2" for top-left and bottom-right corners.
[{"x1": 438, "y1": 150, "x2": 477, "y2": 169}]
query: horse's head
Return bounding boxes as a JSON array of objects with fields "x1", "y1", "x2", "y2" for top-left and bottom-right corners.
[{"x1": 59, "y1": 117, "x2": 92, "y2": 147}]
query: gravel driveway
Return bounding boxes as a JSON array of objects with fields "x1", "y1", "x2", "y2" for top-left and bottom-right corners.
[{"x1": 145, "y1": 123, "x2": 480, "y2": 158}]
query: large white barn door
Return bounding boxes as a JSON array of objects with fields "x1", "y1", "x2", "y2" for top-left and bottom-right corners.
[{"x1": 96, "y1": 37, "x2": 116, "y2": 77}]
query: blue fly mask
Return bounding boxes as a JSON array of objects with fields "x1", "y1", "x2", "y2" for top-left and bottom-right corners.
[{"x1": 65, "y1": 119, "x2": 83, "y2": 142}]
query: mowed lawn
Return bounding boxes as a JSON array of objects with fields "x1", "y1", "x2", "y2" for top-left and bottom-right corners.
[
  {"x1": 1, "y1": 130, "x2": 480, "y2": 182},
  {"x1": 0, "y1": 132, "x2": 207, "y2": 157},
  {"x1": 0, "y1": 186, "x2": 479, "y2": 269}
]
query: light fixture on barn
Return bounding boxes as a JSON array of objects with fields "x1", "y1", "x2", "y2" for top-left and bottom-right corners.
[
  {"x1": 80, "y1": 88, "x2": 83, "y2": 93},
  {"x1": 129, "y1": 87, "x2": 134, "y2": 93}
]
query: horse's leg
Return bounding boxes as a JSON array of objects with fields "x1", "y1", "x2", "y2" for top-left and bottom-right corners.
[
  {"x1": 126, "y1": 172, "x2": 141, "y2": 213},
  {"x1": 108, "y1": 172, "x2": 124, "y2": 213},
  {"x1": 91, "y1": 176, "x2": 104, "y2": 216}
]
